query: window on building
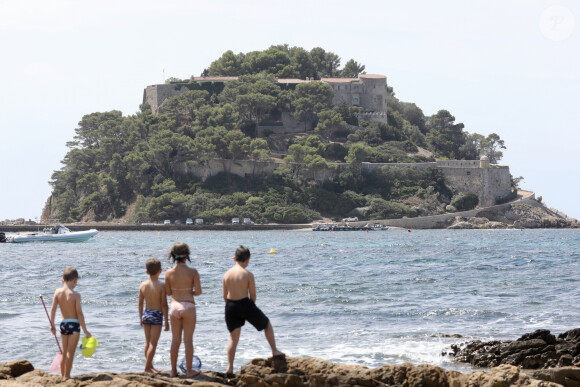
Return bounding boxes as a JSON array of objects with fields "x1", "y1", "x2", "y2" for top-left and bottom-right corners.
[{"x1": 467, "y1": 171, "x2": 471, "y2": 176}]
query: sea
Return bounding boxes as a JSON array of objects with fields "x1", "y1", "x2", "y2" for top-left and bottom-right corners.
[{"x1": 0, "y1": 229, "x2": 579, "y2": 376}]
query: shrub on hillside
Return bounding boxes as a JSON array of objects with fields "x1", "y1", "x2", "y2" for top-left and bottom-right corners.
[{"x1": 450, "y1": 192, "x2": 479, "y2": 211}]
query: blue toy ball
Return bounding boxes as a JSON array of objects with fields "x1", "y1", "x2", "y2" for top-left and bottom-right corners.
[{"x1": 179, "y1": 355, "x2": 202, "y2": 374}]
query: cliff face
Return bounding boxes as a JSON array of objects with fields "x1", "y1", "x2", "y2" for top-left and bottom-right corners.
[{"x1": 40, "y1": 195, "x2": 55, "y2": 222}]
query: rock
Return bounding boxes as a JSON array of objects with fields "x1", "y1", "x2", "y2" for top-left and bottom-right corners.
[
  {"x1": 518, "y1": 329, "x2": 557, "y2": 344},
  {"x1": 446, "y1": 202, "x2": 580, "y2": 229},
  {"x1": 448, "y1": 221, "x2": 474, "y2": 229},
  {"x1": 0, "y1": 355, "x2": 572, "y2": 386},
  {"x1": 0, "y1": 360, "x2": 34, "y2": 379},
  {"x1": 450, "y1": 328, "x2": 580, "y2": 370},
  {"x1": 559, "y1": 329, "x2": 580, "y2": 342},
  {"x1": 533, "y1": 367, "x2": 580, "y2": 387}
]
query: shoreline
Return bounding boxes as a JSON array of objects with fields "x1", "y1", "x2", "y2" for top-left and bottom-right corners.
[
  {"x1": 3, "y1": 192, "x2": 578, "y2": 233},
  {"x1": 0, "y1": 223, "x2": 313, "y2": 232}
]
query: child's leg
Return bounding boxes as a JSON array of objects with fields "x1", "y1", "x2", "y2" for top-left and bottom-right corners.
[
  {"x1": 182, "y1": 308, "x2": 198, "y2": 377},
  {"x1": 63, "y1": 333, "x2": 80, "y2": 378},
  {"x1": 60, "y1": 334, "x2": 69, "y2": 377},
  {"x1": 226, "y1": 328, "x2": 241, "y2": 375},
  {"x1": 169, "y1": 315, "x2": 183, "y2": 377},
  {"x1": 145, "y1": 325, "x2": 162, "y2": 372},
  {"x1": 264, "y1": 322, "x2": 283, "y2": 357},
  {"x1": 142, "y1": 324, "x2": 152, "y2": 371}
]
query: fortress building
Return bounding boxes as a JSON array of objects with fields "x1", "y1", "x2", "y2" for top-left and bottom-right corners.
[
  {"x1": 321, "y1": 74, "x2": 387, "y2": 113},
  {"x1": 143, "y1": 74, "x2": 387, "y2": 117}
]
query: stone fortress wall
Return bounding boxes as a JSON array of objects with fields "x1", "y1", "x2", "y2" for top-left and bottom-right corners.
[
  {"x1": 143, "y1": 84, "x2": 192, "y2": 114},
  {"x1": 185, "y1": 157, "x2": 512, "y2": 208},
  {"x1": 143, "y1": 74, "x2": 387, "y2": 117}
]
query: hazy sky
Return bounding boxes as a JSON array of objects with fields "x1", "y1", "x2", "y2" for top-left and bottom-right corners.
[{"x1": 1, "y1": 0, "x2": 578, "y2": 221}]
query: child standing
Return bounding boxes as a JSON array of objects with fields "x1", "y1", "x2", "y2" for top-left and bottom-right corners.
[
  {"x1": 222, "y1": 245, "x2": 284, "y2": 374},
  {"x1": 50, "y1": 266, "x2": 91, "y2": 378},
  {"x1": 139, "y1": 258, "x2": 169, "y2": 374},
  {"x1": 165, "y1": 242, "x2": 202, "y2": 378}
]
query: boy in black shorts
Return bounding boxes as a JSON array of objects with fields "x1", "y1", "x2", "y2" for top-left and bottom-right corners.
[{"x1": 222, "y1": 245, "x2": 284, "y2": 374}]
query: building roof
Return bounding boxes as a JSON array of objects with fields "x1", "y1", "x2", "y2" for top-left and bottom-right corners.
[
  {"x1": 191, "y1": 76, "x2": 239, "y2": 82},
  {"x1": 320, "y1": 78, "x2": 359, "y2": 83},
  {"x1": 358, "y1": 74, "x2": 387, "y2": 79},
  {"x1": 276, "y1": 78, "x2": 309, "y2": 84},
  {"x1": 154, "y1": 73, "x2": 386, "y2": 86}
]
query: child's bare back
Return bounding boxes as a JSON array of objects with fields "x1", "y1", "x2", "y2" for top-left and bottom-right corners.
[
  {"x1": 53, "y1": 286, "x2": 82, "y2": 320},
  {"x1": 139, "y1": 278, "x2": 166, "y2": 312},
  {"x1": 223, "y1": 264, "x2": 255, "y2": 301}
]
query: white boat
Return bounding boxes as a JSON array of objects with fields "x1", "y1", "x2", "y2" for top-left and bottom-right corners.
[{"x1": 10, "y1": 224, "x2": 98, "y2": 243}]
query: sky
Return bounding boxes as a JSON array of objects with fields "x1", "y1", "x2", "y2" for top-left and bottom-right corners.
[{"x1": 1, "y1": 0, "x2": 579, "y2": 221}]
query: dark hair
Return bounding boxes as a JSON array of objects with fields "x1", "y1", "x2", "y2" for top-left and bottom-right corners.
[
  {"x1": 235, "y1": 245, "x2": 251, "y2": 262},
  {"x1": 63, "y1": 266, "x2": 78, "y2": 282},
  {"x1": 146, "y1": 258, "x2": 162, "y2": 275},
  {"x1": 169, "y1": 242, "x2": 191, "y2": 263}
]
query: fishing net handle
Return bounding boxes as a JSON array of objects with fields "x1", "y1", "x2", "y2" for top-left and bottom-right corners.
[{"x1": 40, "y1": 295, "x2": 63, "y2": 353}]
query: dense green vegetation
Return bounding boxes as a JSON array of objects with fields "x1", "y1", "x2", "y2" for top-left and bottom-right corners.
[{"x1": 48, "y1": 45, "x2": 506, "y2": 224}]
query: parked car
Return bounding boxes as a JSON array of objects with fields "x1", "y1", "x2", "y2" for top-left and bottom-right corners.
[
  {"x1": 186, "y1": 218, "x2": 193, "y2": 225},
  {"x1": 164, "y1": 220, "x2": 171, "y2": 225},
  {"x1": 342, "y1": 217, "x2": 358, "y2": 222},
  {"x1": 243, "y1": 218, "x2": 252, "y2": 225},
  {"x1": 175, "y1": 219, "x2": 182, "y2": 225},
  {"x1": 195, "y1": 218, "x2": 203, "y2": 225},
  {"x1": 232, "y1": 218, "x2": 240, "y2": 224}
]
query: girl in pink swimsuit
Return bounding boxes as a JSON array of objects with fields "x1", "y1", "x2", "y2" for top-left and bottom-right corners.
[{"x1": 165, "y1": 242, "x2": 202, "y2": 378}]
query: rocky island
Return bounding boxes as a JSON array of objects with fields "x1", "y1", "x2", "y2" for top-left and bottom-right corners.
[{"x1": 41, "y1": 45, "x2": 574, "y2": 229}]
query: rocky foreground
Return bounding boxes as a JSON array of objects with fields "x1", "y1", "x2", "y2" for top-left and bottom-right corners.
[
  {"x1": 2, "y1": 329, "x2": 579, "y2": 386},
  {"x1": 2, "y1": 344, "x2": 580, "y2": 387}
]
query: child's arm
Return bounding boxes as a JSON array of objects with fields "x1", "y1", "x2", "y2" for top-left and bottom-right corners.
[
  {"x1": 50, "y1": 291, "x2": 58, "y2": 334},
  {"x1": 165, "y1": 272, "x2": 172, "y2": 297},
  {"x1": 138, "y1": 284, "x2": 145, "y2": 327},
  {"x1": 222, "y1": 275, "x2": 228, "y2": 302},
  {"x1": 75, "y1": 293, "x2": 91, "y2": 338},
  {"x1": 193, "y1": 269, "x2": 202, "y2": 296},
  {"x1": 161, "y1": 285, "x2": 169, "y2": 331},
  {"x1": 248, "y1": 272, "x2": 257, "y2": 302}
]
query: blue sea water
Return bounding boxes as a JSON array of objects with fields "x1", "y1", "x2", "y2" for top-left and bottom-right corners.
[{"x1": 0, "y1": 229, "x2": 579, "y2": 375}]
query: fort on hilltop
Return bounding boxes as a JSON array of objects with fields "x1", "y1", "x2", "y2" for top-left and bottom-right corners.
[{"x1": 143, "y1": 74, "x2": 511, "y2": 209}]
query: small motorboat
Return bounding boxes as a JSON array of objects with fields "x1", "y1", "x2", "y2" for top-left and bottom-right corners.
[{"x1": 10, "y1": 223, "x2": 98, "y2": 243}]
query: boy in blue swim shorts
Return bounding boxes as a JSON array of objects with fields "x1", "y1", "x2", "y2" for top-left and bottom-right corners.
[
  {"x1": 50, "y1": 266, "x2": 91, "y2": 378},
  {"x1": 222, "y1": 246, "x2": 284, "y2": 374},
  {"x1": 139, "y1": 258, "x2": 169, "y2": 373}
]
